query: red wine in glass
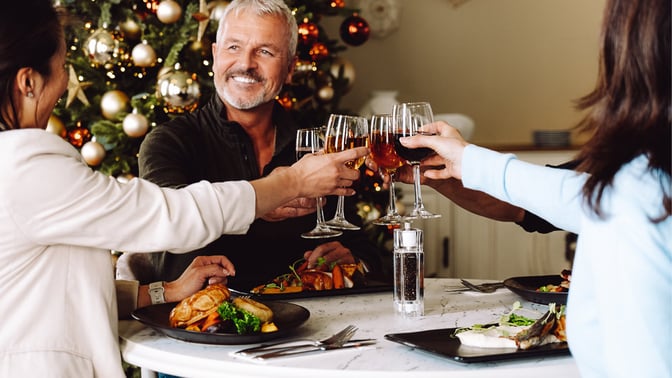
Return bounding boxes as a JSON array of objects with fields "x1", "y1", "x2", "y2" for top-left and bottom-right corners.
[
  {"x1": 393, "y1": 131, "x2": 436, "y2": 164},
  {"x1": 370, "y1": 131, "x2": 405, "y2": 171}
]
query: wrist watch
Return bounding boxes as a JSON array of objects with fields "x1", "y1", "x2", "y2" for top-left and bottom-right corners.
[{"x1": 148, "y1": 281, "x2": 165, "y2": 305}]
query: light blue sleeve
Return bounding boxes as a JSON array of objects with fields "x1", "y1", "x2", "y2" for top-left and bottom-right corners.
[{"x1": 461, "y1": 144, "x2": 585, "y2": 234}]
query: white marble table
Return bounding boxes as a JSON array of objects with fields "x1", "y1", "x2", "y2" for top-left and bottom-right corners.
[{"x1": 119, "y1": 278, "x2": 579, "y2": 378}]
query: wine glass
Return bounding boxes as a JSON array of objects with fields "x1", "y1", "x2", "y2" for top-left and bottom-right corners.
[
  {"x1": 296, "y1": 128, "x2": 343, "y2": 239},
  {"x1": 324, "y1": 114, "x2": 369, "y2": 230},
  {"x1": 369, "y1": 114, "x2": 405, "y2": 226},
  {"x1": 393, "y1": 102, "x2": 441, "y2": 219}
]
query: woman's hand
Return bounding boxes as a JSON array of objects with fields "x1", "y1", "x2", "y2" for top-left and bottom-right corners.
[
  {"x1": 399, "y1": 121, "x2": 468, "y2": 180},
  {"x1": 163, "y1": 255, "x2": 235, "y2": 303}
]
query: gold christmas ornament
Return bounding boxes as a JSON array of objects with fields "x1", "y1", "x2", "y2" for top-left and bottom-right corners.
[
  {"x1": 65, "y1": 65, "x2": 92, "y2": 107},
  {"x1": 131, "y1": 41, "x2": 157, "y2": 67},
  {"x1": 156, "y1": 68, "x2": 201, "y2": 113},
  {"x1": 123, "y1": 111, "x2": 150, "y2": 138},
  {"x1": 192, "y1": 0, "x2": 210, "y2": 42},
  {"x1": 46, "y1": 114, "x2": 67, "y2": 138},
  {"x1": 316, "y1": 85, "x2": 334, "y2": 103},
  {"x1": 81, "y1": 140, "x2": 106, "y2": 166},
  {"x1": 116, "y1": 172, "x2": 136, "y2": 183},
  {"x1": 156, "y1": 0, "x2": 183, "y2": 24},
  {"x1": 83, "y1": 28, "x2": 126, "y2": 68},
  {"x1": 100, "y1": 90, "x2": 130, "y2": 120},
  {"x1": 208, "y1": 1, "x2": 230, "y2": 21},
  {"x1": 119, "y1": 18, "x2": 142, "y2": 41},
  {"x1": 329, "y1": 57, "x2": 356, "y2": 91}
]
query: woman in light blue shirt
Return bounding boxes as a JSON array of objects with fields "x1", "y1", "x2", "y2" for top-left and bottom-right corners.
[{"x1": 400, "y1": 0, "x2": 671, "y2": 377}]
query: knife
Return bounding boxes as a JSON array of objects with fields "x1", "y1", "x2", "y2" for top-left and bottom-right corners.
[
  {"x1": 235, "y1": 338, "x2": 375, "y2": 356},
  {"x1": 251, "y1": 339, "x2": 377, "y2": 360}
]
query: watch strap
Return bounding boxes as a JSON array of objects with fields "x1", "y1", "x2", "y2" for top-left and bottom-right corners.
[{"x1": 148, "y1": 281, "x2": 165, "y2": 305}]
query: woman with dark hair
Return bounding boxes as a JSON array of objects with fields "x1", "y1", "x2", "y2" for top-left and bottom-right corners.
[
  {"x1": 400, "y1": 0, "x2": 671, "y2": 376},
  {"x1": 0, "y1": 1, "x2": 367, "y2": 376}
]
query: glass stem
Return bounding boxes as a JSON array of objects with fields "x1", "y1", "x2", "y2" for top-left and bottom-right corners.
[
  {"x1": 315, "y1": 196, "x2": 327, "y2": 227},
  {"x1": 413, "y1": 164, "x2": 425, "y2": 211},
  {"x1": 387, "y1": 171, "x2": 398, "y2": 216},
  {"x1": 334, "y1": 195, "x2": 346, "y2": 220}
]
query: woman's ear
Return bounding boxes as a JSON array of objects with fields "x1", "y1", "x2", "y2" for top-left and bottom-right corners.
[{"x1": 15, "y1": 67, "x2": 36, "y2": 98}]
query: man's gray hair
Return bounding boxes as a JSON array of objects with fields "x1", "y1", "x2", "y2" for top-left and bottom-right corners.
[{"x1": 216, "y1": 0, "x2": 298, "y2": 64}]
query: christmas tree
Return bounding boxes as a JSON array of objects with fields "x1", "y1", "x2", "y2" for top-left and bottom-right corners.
[{"x1": 51, "y1": 0, "x2": 371, "y2": 178}]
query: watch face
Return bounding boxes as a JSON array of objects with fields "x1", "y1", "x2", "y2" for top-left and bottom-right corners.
[{"x1": 360, "y1": 0, "x2": 401, "y2": 38}]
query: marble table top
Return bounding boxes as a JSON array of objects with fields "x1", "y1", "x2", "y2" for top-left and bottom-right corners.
[{"x1": 119, "y1": 278, "x2": 579, "y2": 378}]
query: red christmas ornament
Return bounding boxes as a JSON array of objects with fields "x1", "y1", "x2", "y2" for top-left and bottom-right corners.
[
  {"x1": 67, "y1": 125, "x2": 92, "y2": 148},
  {"x1": 298, "y1": 21, "x2": 319, "y2": 45},
  {"x1": 339, "y1": 14, "x2": 370, "y2": 46},
  {"x1": 309, "y1": 42, "x2": 329, "y2": 61}
]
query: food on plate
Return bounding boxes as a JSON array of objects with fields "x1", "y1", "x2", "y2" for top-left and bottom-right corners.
[
  {"x1": 168, "y1": 283, "x2": 276, "y2": 334},
  {"x1": 169, "y1": 283, "x2": 230, "y2": 328},
  {"x1": 251, "y1": 257, "x2": 368, "y2": 294},
  {"x1": 537, "y1": 269, "x2": 571, "y2": 292},
  {"x1": 231, "y1": 297, "x2": 273, "y2": 323},
  {"x1": 453, "y1": 302, "x2": 566, "y2": 350}
]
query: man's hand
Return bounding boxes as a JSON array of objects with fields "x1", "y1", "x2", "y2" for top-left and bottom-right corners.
[
  {"x1": 163, "y1": 255, "x2": 235, "y2": 302},
  {"x1": 303, "y1": 241, "x2": 356, "y2": 270},
  {"x1": 261, "y1": 197, "x2": 319, "y2": 222}
]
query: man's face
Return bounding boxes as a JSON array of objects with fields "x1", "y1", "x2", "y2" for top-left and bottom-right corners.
[{"x1": 212, "y1": 10, "x2": 293, "y2": 110}]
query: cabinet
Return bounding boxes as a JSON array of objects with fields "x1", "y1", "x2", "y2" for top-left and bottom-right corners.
[{"x1": 397, "y1": 149, "x2": 577, "y2": 280}]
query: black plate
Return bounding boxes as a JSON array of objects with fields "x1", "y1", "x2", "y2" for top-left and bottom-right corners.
[
  {"x1": 131, "y1": 301, "x2": 309, "y2": 345},
  {"x1": 503, "y1": 275, "x2": 568, "y2": 305},
  {"x1": 232, "y1": 279, "x2": 393, "y2": 300},
  {"x1": 385, "y1": 327, "x2": 569, "y2": 363}
]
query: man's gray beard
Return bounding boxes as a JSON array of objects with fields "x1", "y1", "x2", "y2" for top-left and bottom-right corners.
[{"x1": 221, "y1": 88, "x2": 276, "y2": 110}]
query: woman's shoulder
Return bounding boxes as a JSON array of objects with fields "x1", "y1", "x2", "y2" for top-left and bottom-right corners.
[
  {"x1": 0, "y1": 129, "x2": 80, "y2": 160},
  {"x1": 611, "y1": 155, "x2": 670, "y2": 219}
]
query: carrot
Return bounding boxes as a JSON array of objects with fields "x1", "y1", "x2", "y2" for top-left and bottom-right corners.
[
  {"x1": 256, "y1": 286, "x2": 303, "y2": 294},
  {"x1": 332, "y1": 264, "x2": 345, "y2": 289},
  {"x1": 200, "y1": 311, "x2": 222, "y2": 332}
]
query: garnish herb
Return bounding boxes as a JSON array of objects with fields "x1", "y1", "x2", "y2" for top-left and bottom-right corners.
[{"x1": 217, "y1": 302, "x2": 261, "y2": 334}]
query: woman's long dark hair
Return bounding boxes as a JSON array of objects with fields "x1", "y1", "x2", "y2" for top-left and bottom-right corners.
[
  {"x1": 0, "y1": 0, "x2": 63, "y2": 129},
  {"x1": 575, "y1": 0, "x2": 671, "y2": 221}
]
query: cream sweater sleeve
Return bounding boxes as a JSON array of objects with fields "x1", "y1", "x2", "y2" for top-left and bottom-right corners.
[{"x1": 116, "y1": 279, "x2": 139, "y2": 319}]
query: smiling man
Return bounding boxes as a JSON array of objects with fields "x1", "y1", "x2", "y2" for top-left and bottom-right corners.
[{"x1": 118, "y1": 0, "x2": 383, "y2": 291}]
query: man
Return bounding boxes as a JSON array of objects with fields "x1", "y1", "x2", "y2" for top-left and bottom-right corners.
[{"x1": 118, "y1": 0, "x2": 382, "y2": 290}]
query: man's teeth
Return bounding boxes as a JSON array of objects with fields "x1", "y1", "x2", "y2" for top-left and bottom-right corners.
[{"x1": 233, "y1": 76, "x2": 257, "y2": 83}]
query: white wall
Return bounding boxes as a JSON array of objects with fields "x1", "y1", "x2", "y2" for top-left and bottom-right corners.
[{"x1": 323, "y1": 0, "x2": 606, "y2": 145}]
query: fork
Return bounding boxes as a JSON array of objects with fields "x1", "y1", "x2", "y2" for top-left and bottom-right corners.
[
  {"x1": 234, "y1": 324, "x2": 358, "y2": 356},
  {"x1": 250, "y1": 326, "x2": 364, "y2": 360},
  {"x1": 459, "y1": 279, "x2": 504, "y2": 293}
]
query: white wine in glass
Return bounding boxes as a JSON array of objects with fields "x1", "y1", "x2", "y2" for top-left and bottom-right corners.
[
  {"x1": 296, "y1": 128, "x2": 343, "y2": 239},
  {"x1": 393, "y1": 102, "x2": 441, "y2": 219},
  {"x1": 324, "y1": 114, "x2": 369, "y2": 230}
]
